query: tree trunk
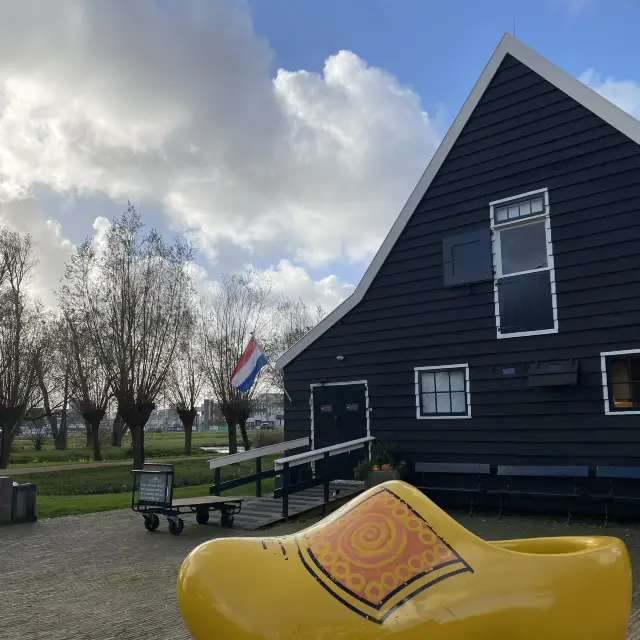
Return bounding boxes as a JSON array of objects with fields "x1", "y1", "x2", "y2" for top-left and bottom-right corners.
[
  {"x1": 130, "y1": 424, "x2": 145, "y2": 469},
  {"x1": 54, "y1": 365, "x2": 70, "y2": 450},
  {"x1": 111, "y1": 412, "x2": 127, "y2": 447},
  {"x1": 226, "y1": 416, "x2": 238, "y2": 455},
  {"x1": 176, "y1": 407, "x2": 196, "y2": 456},
  {"x1": 118, "y1": 399, "x2": 155, "y2": 469},
  {"x1": 90, "y1": 420, "x2": 102, "y2": 462},
  {"x1": 0, "y1": 407, "x2": 26, "y2": 469},
  {"x1": 54, "y1": 430, "x2": 67, "y2": 451},
  {"x1": 0, "y1": 427, "x2": 12, "y2": 468},
  {"x1": 85, "y1": 419, "x2": 93, "y2": 448},
  {"x1": 238, "y1": 417, "x2": 251, "y2": 451}
]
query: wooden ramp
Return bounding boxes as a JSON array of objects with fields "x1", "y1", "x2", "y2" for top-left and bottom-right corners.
[{"x1": 223, "y1": 481, "x2": 363, "y2": 531}]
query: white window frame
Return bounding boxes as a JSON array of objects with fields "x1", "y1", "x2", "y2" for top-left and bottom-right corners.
[
  {"x1": 600, "y1": 349, "x2": 640, "y2": 416},
  {"x1": 414, "y1": 364, "x2": 471, "y2": 420},
  {"x1": 490, "y1": 187, "x2": 558, "y2": 339}
]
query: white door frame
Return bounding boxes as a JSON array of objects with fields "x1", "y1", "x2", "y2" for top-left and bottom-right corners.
[{"x1": 309, "y1": 380, "x2": 370, "y2": 452}]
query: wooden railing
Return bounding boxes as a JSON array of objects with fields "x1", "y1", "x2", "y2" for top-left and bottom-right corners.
[
  {"x1": 208, "y1": 437, "x2": 309, "y2": 498},
  {"x1": 274, "y1": 436, "x2": 375, "y2": 518}
]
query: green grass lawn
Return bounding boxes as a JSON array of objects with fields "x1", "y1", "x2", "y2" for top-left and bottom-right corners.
[
  {"x1": 8, "y1": 430, "x2": 237, "y2": 466},
  {"x1": 16, "y1": 455, "x2": 277, "y2": 495},
  {"x1": 37, "y1": 479, "x2": 275, "y2": 519}
]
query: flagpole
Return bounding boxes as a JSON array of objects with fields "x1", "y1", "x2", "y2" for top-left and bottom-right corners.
[{"x1": 251, "y1": 333, "x2": 293, "y2": 405}]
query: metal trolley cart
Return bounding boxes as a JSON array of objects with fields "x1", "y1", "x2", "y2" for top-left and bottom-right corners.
[{"x1": 131, "y1": 463, "x2": 243, "y2": 535}]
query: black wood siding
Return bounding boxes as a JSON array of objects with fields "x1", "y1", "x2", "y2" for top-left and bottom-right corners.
[{"x1": 283, "y1": 55, "x2": 640, "y2": 468}]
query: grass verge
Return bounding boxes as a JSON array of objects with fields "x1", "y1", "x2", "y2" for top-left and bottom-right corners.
[
  {"x1": 16, "y1": 456, "x2": 277, "y2": 496},
  {"x1": 37, "y1": 480, "x2": 274, "y2": 519},
  {"x1": 8, "y1": 431, "x2": 247, "y2": 466}
]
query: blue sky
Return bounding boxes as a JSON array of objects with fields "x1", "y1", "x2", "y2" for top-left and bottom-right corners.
[
  {"x1": 0, "y1": 1, "x2": 638, "y2": 308},
  {"x1": 249, "y1": 0, "x2": 639, "y2": 117}
]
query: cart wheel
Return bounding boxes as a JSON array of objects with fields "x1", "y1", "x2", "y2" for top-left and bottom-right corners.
[
  {"x1": 168, "y1": 518, "x2": 184, "y2": 536},
  {"x1": 144, "y1": 514, "x2": 160, "y2": 532},
  {"x1": 196, "y1": 510, "x2": 210, "y2": 525},
  {"x1": 221, "y1": 512, "x2": 234, "y2": 528}
]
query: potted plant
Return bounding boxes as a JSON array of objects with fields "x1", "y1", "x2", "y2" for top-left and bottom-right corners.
[{"x1": 353, "y1": 441, "x2": 408, "y2": 489}]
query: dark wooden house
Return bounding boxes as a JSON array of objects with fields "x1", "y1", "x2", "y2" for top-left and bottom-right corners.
[{"x1": 275, "y1": 35, "x2": 640, "y2": 508}]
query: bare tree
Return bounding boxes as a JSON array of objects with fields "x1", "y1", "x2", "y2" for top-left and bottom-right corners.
[
  {"x1": 165, "y1": 326, "x2": 204, "y2": 456},
  {"x1": 33, "y1": 314, "x2": 71, "y2": 450},
  {"x1": 0, "y1": 228, "x2": 44, "y2": 469},
  {"x1": 60, "y1": 204, "x2": 195, "y2": 468},
  {"x1": 200, "y1": 272, "x2": 272, "y2": 454},
  {"x1": 263, "y1": 297, "x2": 326, "y2": 393},
  {"x1": 110, "y1": 409, "x2": 127, "y2": 447},
  {"x1": 64, "y1": 314, "x2": 112, "y2": 462}
]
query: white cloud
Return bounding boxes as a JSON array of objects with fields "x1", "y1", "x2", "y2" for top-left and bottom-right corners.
[
  {"x1": 0, "y1": 198, "x2": 75, "y2": 307},
  {"x1": 580, "y1": 69, "x2": 640, "y2": 119},
  {"x1": 262, "y1": 259, "x2": 355, "y2": 311},
  {"x1": 0, "y1": 0, "x2": 439, "y2": 312}
]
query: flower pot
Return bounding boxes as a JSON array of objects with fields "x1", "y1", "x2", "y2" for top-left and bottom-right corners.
[{"x1": 364, "y1": 469, "x2": 401, "y2": 489}]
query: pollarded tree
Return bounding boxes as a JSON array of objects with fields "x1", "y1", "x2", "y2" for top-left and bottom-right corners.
[
  {"x1": 65, "y1": 314, "x2": 112, "y2": 462},
  {"x1": 0, "y1": 228, "x2": 44, "y2": 469},
  {"x1": 262, "y1": 296, "x2": 326, "y2": 394},
  {"x1": 200, "y1": 272, "x2": 272, "y2": 454},
  {"x1": 165, "y1": 325, "x2": 204, "y2": 456},
  {"x1": 33, "y1": 314, "x2": 72, "y2": 451},
  {"x1": 59, "y1": 204, "x2": 195, "y2": 469}
]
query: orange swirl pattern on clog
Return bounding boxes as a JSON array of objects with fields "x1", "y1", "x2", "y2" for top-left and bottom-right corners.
[{"x1": 303, "y1": 488, "x2": 464, "y2": 608}]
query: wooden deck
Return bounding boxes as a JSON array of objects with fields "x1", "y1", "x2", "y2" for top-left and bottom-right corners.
[{"x1": 219, "y1": 481, "x2": 363, "y2": 530}]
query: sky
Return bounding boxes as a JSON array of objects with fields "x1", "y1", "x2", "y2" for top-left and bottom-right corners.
[{"x1": 0, "y1": 0, "x2": 638, "y2": 310}]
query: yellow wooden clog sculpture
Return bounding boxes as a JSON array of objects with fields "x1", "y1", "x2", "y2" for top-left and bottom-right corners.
[{"x1": 177, "y1": 480, "x2": 632, "y2": 639}]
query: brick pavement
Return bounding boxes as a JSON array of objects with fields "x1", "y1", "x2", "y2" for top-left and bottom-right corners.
[{"x1": 1, "y1": 508, "x2": 639, "y2": 639}]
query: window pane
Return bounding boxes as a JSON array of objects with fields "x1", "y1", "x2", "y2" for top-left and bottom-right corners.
[
  {"x1": 531, "y1": 197, "x2": 543, "y2": 213},
  {"x1": 519, "y1": 200, "x2": 531, "y2": 216},
  {"x1": 630, "y1": 358, "x2": 640, "y2": 381},
  {"x1": 422, "y1": 393, "x2": 436, "y2": 414},
  {"x1": 633, "y1": 382, "x2": 640, "y2": 407},
  {"x1": 435, "y1": 372, "x2": 450, "y2": 391},
  {"x1": 451, "y1": 392, "x2": 466, "y2": 413},
  {"x1": 500, "y1": 221, "x2": 548, "y2": 275},
  {"x1": 611, "y1": 360, "x2": 629, "y2": 384},
  {"x1": 450, "y1": 370, "x2": 465, "y2": 391},
  {"x1": 496, "y1": 207, "x2": 508, "y2": 222},
  {"x1": 508, "y1": 204, "x2": 519, "y2": 219},
  {"x1": 421, "y1": 372, "x2": 435, "y2": 392},
  {"x1": 436, "y1": 393, "x2": 451, "y2": 413}
]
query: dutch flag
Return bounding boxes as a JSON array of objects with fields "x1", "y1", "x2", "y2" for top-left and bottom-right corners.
[{"x1": 230, "y1": 336, "x2": 268, "y2": 392}]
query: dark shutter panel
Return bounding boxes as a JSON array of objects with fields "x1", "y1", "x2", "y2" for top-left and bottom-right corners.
[
  {"x1": 442, "y1": 229, "x2": 492, "y2": 287},
  {"x1": 498, "y1": 270, "x2": 554, "y2": 334}
]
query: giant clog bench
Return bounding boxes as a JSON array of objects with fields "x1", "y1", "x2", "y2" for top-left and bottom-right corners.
[{"x1": 177, "y1": 480, "x2": 631, "y2": 639}]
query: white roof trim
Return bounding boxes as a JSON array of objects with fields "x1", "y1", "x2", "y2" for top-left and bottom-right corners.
[{"x1": 276, "y1": 33, "x2": 640, "y2": 370}]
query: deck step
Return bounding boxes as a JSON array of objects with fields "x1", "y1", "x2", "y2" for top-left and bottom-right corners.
[{"x1": 218, "y1": 482, "x2": 362, "y2": 530}]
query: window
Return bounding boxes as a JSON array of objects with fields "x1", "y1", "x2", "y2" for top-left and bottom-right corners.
[
  {"x1": 414, "y1": 364, "x2": 471, "y2": 419},
  {"x1": 601, "y1": 350, "x2": 640, "y2": 414},
  {"x1": 490, "y1": 189, "x2": 558, "y2": 338}
]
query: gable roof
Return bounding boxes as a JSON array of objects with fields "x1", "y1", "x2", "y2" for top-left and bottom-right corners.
[{"x1": 276, "y1": 33, "x2": 640, "y2": 370}]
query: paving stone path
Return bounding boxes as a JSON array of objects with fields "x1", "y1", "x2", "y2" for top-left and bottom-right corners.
[{"x1": 1, "y1": 508, "x2": 639, "y2": 639}]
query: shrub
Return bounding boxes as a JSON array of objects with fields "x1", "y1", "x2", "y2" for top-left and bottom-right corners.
[{"x1": 252, "y1": 429, "x2": 284, "y2": 448}]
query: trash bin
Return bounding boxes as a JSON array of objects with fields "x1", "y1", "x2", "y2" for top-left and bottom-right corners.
[{"x1": 11, "y1": 482, "x2": 37, "y2": 523}]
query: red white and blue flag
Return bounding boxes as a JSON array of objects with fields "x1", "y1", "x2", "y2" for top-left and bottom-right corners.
[{"x1": 231, "y1": 336, "x2": 268, "y2": 392}]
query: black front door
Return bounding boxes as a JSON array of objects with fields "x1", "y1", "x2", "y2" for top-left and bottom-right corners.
[{"x1": 313, "y1": 383, "x2": 367, "y2": 480}]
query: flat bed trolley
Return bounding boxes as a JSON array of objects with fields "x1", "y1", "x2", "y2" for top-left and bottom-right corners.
[{"x1": 131, "y1": 463, "x2": 243, "y2": 535}]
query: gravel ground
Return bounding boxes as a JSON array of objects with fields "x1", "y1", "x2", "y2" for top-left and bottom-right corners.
[{"x1": 1, "y1": 507, "x2": 639, "y2": 639}]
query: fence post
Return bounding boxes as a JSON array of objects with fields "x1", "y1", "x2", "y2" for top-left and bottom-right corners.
[
  {"x1": 256, "y1": 457, "x2": 262, "y2": 498},
  {"x1": 323, "y1": 451, "x2": 330, "y2": 514},
  {"x1": 214, "y1": 468, "x2": 221, "y2": 496},
  {"x1": 282, "y1": 462, "x2": 290, "y2": 520}
]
